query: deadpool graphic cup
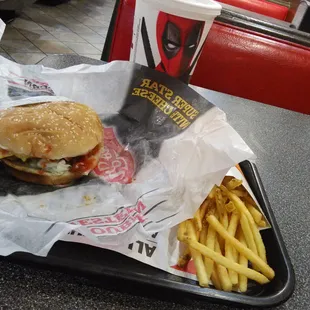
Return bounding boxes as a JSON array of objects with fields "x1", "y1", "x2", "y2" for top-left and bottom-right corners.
[
  {"x1": 130, "y1": 0, "x2": 221, "y2": 83},
  {"x1": 138, "y1": 12, "x2": 206, "y2": 84},
  {"x1": 156, "y1": 13, "x2": 205, "y2": 82}
]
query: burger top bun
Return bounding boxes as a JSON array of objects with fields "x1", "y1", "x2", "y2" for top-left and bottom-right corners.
[{"x1": 0, "y1": 101, "x2": 103, "y2": 159}]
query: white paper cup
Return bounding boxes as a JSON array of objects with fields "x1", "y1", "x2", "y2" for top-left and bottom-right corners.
[{"x1": 130, "y1": 0, "x2": 222, "y2": 83}]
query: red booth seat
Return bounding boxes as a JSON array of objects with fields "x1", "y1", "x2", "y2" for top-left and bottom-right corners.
[
  {"x1": 216, "y1": 0, "x2": 288, "y2": 20},
  {"x1": 108, "y1": 0, "x2": 310, "y2": 114}
]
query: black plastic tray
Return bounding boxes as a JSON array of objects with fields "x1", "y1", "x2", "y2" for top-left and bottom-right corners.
[{"x1": 2, "y1": 161, "x2": 295, "y2": 308}]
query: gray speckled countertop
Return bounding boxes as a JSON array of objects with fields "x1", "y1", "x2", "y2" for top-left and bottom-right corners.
[{"x1": 0, "y1": 55, "x2": 309, "y2": 310}]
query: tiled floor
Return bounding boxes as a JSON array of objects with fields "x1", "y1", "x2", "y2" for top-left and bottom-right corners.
[{"x1": 0, "y1": 0, "x2": 115, "y2": 64}]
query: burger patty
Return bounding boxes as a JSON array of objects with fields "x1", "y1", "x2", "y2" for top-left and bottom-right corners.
[{"x1": 3, "y1": 144, "x2": 101, "y2": 176}]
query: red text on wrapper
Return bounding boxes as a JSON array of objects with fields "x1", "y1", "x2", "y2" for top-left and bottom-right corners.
[
  {"x1": 69, "y1": 200, "x2": 146, "y2": 236},
  {"x1": 93, "y1": 127, "x2": 135, "y2": 184}
]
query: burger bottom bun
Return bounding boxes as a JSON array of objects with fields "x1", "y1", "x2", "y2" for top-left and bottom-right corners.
[{"x1": 4, "y1": 165, "x2": 85, "y2": 186}]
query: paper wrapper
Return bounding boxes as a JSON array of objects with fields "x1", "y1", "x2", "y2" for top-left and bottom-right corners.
[{"x1": 0, "y1": 57, "x2": 255, "y2": 279}]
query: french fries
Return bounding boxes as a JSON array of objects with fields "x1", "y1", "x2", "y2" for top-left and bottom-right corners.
[
  {"x1": 237, "y1": 229, "x2": 248, "y2": 292},
  {"x1": 221, "y1": 186, "x2": 267, "y2": 263},
  {"x1": 204, "y1": 223, "x2": 216, "y2": 279},
  {"x1": 194, "y1": 208, "x2": 203, "y2": 232},
  {"x1": 177, "y1": 176, "x2": 274, "y2": 293},
  {"x1": 226, "y1": 178, "x2": 243, "y2": 190},
  {"x1": 177, "y1": 246, "x2": 191, "y2": 268},
  {"x1": 188, "y1": 240, "x2": 269, "y2": 284},
  {"x1": 177, "y1": 221, "x2": 187, "y2": 242},
  {"x1": 214, "y1": 237, "x2": 232, "y2": 291},
  {"x1": 225, "y1": 212, "x2": 239, "y2": 285},
  {"x1": 187, "y1": 220, "x2": 209, "y2": 287},
  {"x1": 207, "y1": 215, "x2": 274, "y2": 280}
]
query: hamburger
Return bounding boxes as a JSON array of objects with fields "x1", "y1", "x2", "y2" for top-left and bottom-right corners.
[{"x1": 0, "y1": 101, "x2": 103, "y2": 185}]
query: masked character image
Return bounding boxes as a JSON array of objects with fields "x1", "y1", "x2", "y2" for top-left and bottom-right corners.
[
  {"x1": 156, "y1": 12, "x2": 205, "y2": 81},
  {"x1": 140, "y1": 13, "x2": 205, "y2": 83}
]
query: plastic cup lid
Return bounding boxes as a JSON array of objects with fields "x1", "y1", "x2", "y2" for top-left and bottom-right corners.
[{"x1": 142, "y1": 0, "x2": 222, "y2": 20}]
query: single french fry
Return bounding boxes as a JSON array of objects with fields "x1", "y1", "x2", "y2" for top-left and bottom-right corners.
[
  {"x1": 215, "y1": 237, "x2": 232, "y2": 292},
  {"x1": 222, "y1": 194, "x2": 229, "y2": 205},
  {"x1": 258, "y1": 220, "x2": 267, "y2": 228},
  {"x1": 243, "y1": 194, "x2": 257, "y2": 206},
  {"x1": 231, "y1": 189, "x2": 247, "y2": 198},
  {"x1": 194, "y1": 208, "x2": 203, "y2": 232},
  {"x1": 225, "y1": 212, "x2": 239, "y2": 285},
  {"x1": 206, "y1": 215, "x2": 274, "y2": 280},
  {"x1": 205, "y1": 199, "x2": 216, "y2": 219},
  {"x1": 211, "y1": 267, "x2": 222, "y2": 290},
  {"x1": 208, "y1": 186, "x2": 217, "y2": 199},
  {"x1": 238, "y1": 229, "x2": 248, "y2": 293},
  {"x1": 215, "y1": 188, "x2": 225, "y2": 216},
  {"x1": 187, "y1": 220, "x2": 209, "y2": 287},
  {"x1": 187, "y1": 239, "x2": 270, "y2": 284},
  {"x1": 225, "y1": 201, "x2": 235, "y2": 213},
  {"x1": 177, "y1": 246, "x2": 191, "y2": 268},
  {"x1": 220, "y1": 210, "x2": 229, "y2": 230},
  {"x1": 199, "y1": 224, "x2": 208, "y2": 245},
  {"x1": 222, "y1": 176, "x2": 231, "y2": 187},
  {"x1": 218, "y1": 209, "x2": 228, "y2": 253},
  {"x1": 226, "y1": 178, "x2": 243, "y2": 190},
  {"x1": 249, "y1": 218, "x2": 267, "y2": 263},
  {"x1": 232, "y1": 247, "x2": 239, "y2": 266},
  {"x1": 221, "y1": 186, "x2": 267, "y2": 263},
  {"x1": 204, "y1": 222, "x2": 216, "y2": 278},
  {"x1": 200, "y1": 198, "x2": 210, "y2": 220},
  {"x1": 247, "y1": 203, "x2": 263, "y2": 225},
  {"x1": 240, "y1": 213, "x2": 258, "y2": 256},
  {"x1": 177, "y1": 221, "x2": 187, "y2": 242}
]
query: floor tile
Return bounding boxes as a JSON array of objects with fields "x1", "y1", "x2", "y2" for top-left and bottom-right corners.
[
  {"x1": 63, "y1": 42, "x2": 99, "y2": 54},
  {"x1": 42, "y1": 7, "x2": 70, "y2": 19},
  {"x1": 87, "y1": 26, "x2": 108, "y2": 36},
  {"x1": 0, "y1": 52, "x2": 13, "y2": 61},
  {"x1": 9, "y1": 52, "x2": 46, "y2": 65},
  {"x1": 56, "y1": 4, "x2": 83, "y2": 17},
  {"x1": 79, "y1": 53, "x2": 102, "y2": 60},
  {"x1": 91, "y1": 43, "x2": 104, "y2": 51},
  {"x1": 2, "y1": 26, "x2": 27, "y2": 40},
  {"x1": 39, "y1": 21, "x2": 72, "y2": 33},
  {"x1": 19, "y1": 29, "x2": 56, "y2": 41},
  {"x1": 79, "y1": 33, "x2": 105, "y2": 44},
  {"x1": 32, "y1": 40, "x2": 75, "y2": 54},
  {"x1": 0, "y1": 40, "x2": 42, "y2": 53},
  {"x1": 78, "y1": 16, "x2": 104, "y2": 27},
  {"x1": 1, "y1": 0, "x2": 116, "y2": 65},
  {"x1": 54, "y1": 16, "x2": 81, "y2": 27},
  {"x1": 22, "y1": 7, "x2": 46, "y2": 20},
  {"x1": 64, "y1": 23, "x2": 94, "y2": 34},
  {"x1": 11, "y1": 18, "x2": 44, "y2": 31},
  {"x1": 48, "y1": 30, "x2": 86, "y2": 43},
  {"x1": 19, "y1": 13, "x2": 32, "y2": 21},
  {"x1": 92, "y1": 15, "x2": 112, "y2": 26}
]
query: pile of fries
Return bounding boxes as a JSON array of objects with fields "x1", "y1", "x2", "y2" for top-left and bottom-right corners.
[{"x1": 177, "y1": 176, "x2": 275, "y2": 292}]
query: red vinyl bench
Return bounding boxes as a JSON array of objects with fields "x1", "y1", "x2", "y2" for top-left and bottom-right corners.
[
  {"x1": 216, "y1": 0, "x2": 288, "y2": 20},
  {"x1": 102, "y1": 0, "x2": 310, "y2": 114}
]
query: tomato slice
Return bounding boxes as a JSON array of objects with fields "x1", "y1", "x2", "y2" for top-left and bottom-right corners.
[{"x1": 70, "y1": 145, "x2": 101, "y2": 173}]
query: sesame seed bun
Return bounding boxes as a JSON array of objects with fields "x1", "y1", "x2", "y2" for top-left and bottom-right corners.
[{"x1": 0, "y1": 101, "x2": 103, "y2": 160}]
